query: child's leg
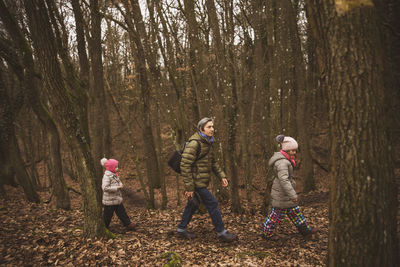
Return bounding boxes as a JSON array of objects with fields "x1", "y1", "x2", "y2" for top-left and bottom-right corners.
[
  {"x1": 286, "y1": 206, "x2": 312, "y2": 235},
  {"x1": 262, "y1": 207, "x2": 286, "y2": 238},
  {"x1": 115, "y1": 203, "x2": 131, "y2": 226},
  {"x1": 103, "y1": 205, "x2": 116, "y2": 228}
]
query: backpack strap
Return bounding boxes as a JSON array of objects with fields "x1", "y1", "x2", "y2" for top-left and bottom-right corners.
[
  {"x1": 185, "y1": 139, "x2": 201, "y2": 161},
  {"x1": 184, "y1": 139, "x2": 209, "y2": 162}
]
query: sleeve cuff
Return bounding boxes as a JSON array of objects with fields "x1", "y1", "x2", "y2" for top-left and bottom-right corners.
[{"x1": 185, "y1": 185, "x2": 195, "y2": 192}]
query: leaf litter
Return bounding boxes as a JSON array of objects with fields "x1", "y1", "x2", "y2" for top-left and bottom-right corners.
[{"x1": 0, "y1": 185, "x2": 329, "y2": 266}]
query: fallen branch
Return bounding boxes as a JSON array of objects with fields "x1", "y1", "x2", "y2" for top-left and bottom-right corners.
[
  {"x1": 312, "y1": 158, "x2": 329, "y2": 173},
  {"x1": 67, "y1": 186, "x2": 81, "y2": 195}
]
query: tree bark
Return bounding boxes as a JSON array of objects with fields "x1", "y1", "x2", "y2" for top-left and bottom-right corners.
[
  {"x1": 375, "y1": 0, "x2": 400, "y2": 166},
  {"x1": 88, "y1": 0, "x2": 111, "y2": 184},
  {"x1": 0, "y1": 1, "x2": 45, "y2": 203},
  {"x1": 71, "y1": 0, "x2": 90, "y2": 86},
  {"x1": 183, "y1": 0, "x2": 203, "y2": 119},
  {"x1": 118, "y1": 0, "x2": 158, "y2": 207},
  {"x1": 321, "y1": 1, "x2": 398, "y2": 266},
  {"x1": 130, "y1": 0, "x2": 163, "y2": 190},
  {"x1": 153, "y1": 1, "x2": 189, "y2": 143},
  {"x1": 225, "y1": 0, "x2": 242, "y2": 213},
  {"x1": 105, "y1": 80, "x2": 151, "y2": 205},
  {"x1": 1, "y1": 1, "x2": 71, "y2": 209},
  {"x1": 283, "y1": 0, "x2": 315, "y2": 192},
  {"x1": 23, "y1": 0, "x2": 104, "y2": 237},
  {"x1": 204, "y1": 0, "x2": 230, "y2": 203},
  {"x1": 0, "y1": 68, "x2": 39, "y2": 203}
]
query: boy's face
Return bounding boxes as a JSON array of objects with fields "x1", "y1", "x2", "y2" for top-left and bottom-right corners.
[{"x1": 201, "y1": 121, "x2": 214, "y2": 137}]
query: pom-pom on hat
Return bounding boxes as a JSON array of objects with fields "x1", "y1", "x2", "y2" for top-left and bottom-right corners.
[
  {"x1": 100, "y1": 158, "x2": 108, "y2": 167},
  {"x1": 276, "y1": 134, "x2": 298, "y2": 151}
]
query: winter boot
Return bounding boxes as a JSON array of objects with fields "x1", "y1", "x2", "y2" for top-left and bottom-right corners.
[
  {"x1": 218, "y1": 231, "x2": 238, "y2": 242},
  {"x1": 177, "y1": 230, "x2": 197, "y2": 239},
  {"x1": 125, "y1": 223, "x2": 136, "y2": 231}
]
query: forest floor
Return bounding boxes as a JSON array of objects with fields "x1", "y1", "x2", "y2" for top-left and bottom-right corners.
[{"x1": 0, "y1": 174, "x2": 331, "y2": 267}]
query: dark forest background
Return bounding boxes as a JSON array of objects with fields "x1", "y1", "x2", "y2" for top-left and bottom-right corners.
[{"x1": 0, "y1": 0, "x2": 399, "y2": 266}]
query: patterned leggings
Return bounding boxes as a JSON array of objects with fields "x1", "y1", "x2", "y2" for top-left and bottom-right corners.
[{"x1": 262, "y1": 206, "x2": 311, "y2": 237}]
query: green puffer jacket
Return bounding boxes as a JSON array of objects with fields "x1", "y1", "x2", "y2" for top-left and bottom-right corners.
[{"x1": 180, "y1": 132, "x2": 226, "y2": 191}]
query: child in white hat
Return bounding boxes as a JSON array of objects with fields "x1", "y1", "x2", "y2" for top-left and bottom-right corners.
[{"x1": 261, "y1": 135, "x2": 317, "y2": 240}]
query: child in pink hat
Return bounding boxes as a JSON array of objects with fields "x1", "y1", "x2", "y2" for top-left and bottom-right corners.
[{"x1": 101, "y1": 158, "x2": 135, "y2": 231}]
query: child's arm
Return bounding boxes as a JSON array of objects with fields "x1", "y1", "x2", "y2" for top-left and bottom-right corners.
[{"x1": 102, "y1": 174, "x2": 120, "y2": 192}]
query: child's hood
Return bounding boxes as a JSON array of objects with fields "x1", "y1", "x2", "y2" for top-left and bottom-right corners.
[
  {"x1": 105, "y1": 159, "x2": 118, "y2": 173},
  {"x1": 268, "y1": 152, "x2": 287, "y2": 167}
]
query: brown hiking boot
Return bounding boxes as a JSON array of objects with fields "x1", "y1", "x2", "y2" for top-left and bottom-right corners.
[
  {"x1": 218, "y1": 231, "x2": 238, "y2": 242},
  {"x1": 261, "y1": 234, "x2": 279, "y2": 241},
  {"x1": 177, "y1": 230, "x2": 197, "y2": 239},
  {"x1": 125, "y1": 223, "x2": 136, "y2": 231},
  {"x1": 302, "y1": 227, "x2": 318, "y2": 239}
]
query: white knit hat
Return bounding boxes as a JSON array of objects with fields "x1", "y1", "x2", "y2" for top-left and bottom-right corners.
[{"x1": 276, "y1": 135, "x2": 298, "y2": 151}]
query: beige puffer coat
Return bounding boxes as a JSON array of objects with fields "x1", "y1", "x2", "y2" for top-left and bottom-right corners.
[
  {"x1": 102, "y1": 170, "x2": 123, "y2": 206},
  {"x1": 268, "y1": 152, "x2": 298, "y2": 208},
  {"x1": 180, "y1": 132, "x2": 226, "y2": 192}
]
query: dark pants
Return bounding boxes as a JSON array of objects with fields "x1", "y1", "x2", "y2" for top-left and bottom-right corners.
[
  {"x1": 103, "y1": 203, "x2": 131, "y2": 228},
  {"x1": 178, "y1": 187, "x2": 225, "y2": 233}
]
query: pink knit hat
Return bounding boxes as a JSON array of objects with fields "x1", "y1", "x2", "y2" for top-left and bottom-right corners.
[
  {"x1": 100, "y1": 158, "x2": 119, "y2": 173},
  {"x1": 276, "y1": 135, "x2": 298, "y2": 151}
]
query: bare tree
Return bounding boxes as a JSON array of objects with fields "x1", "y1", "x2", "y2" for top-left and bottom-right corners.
[
  {"x1": 0, "y1": 62, "x2": 39, "y2": 203},
  {"x1": 182, "y1": 0, "x2": 203, "y2": 119},
  {"x1": 23, "y1": 0, "x2": 104, "y2": 237},
  {"x1": 283, "y1": 0, "x2": 315, "y2": 192},
  {"x1": 88, "y1": 0, "x2": 111, "y2": 182},
  {"x1": 305, "y1": 1, "x2": 397, "y2": 265}
]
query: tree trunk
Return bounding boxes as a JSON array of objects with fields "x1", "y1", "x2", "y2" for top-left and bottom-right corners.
[
  {"x1": 153, "y1": 0, "x2": 189, "y2": 142},
  {"x1": 89, "y1": 0, "x2": 111, "y2": 184},
  {"x1": 105, "y1": 80, "x2": 151, "y2": 206},
  {"x1": 204, "y1": 0, "x2": 230, "y2": 203},
  {"x1": 20, "y1": 112, "x2": 40, "y2": 191},
  {"x1": 131, "y1": 0, "x2": 164, "y2": 190},
  {"x1": 241, "y1": 0, "x2": 267, "y2": 210},
  {"x1": 118, "y1": 0, "x2": 158, "y2": 207},
  {"x1": 9, "y1": 132, "x2": 40, "y2": 203},
  {"x1": 322, "y1": 2, "x2": 397, "y2": 266},
  {"x1": 0, "y1": 1, "x2": 71, "y2": 208},
  {"x1": 375, "y1": 0, "x2": 400, "y2": 171},
  {"x1": 225, "y1": 0, "x2": 242, "y2": 213},
  {"x1": 71, "y1": 0, "x2": 90, "y2": 86},
  {"x1": 183, "y1": 0, "x2": 202, "y2": 119},
  {"x1": 0, "y1": 69, "x2": 39, "y2": 202},
  {"x1": 24, "y1": 0, "x2": 104, "y2": 237},
  {"x1": 283, "y1": 0, "x2": 315, "y2": 192},
  {"x1": 0, "y1": 1, "x2": 44, "y2": 203},
  {"x1": 252, "y1": 0, "x2": 275, "y2": 211},
  {"x1": 146, "y1": 1, "x2": 168, "y2": 209}
]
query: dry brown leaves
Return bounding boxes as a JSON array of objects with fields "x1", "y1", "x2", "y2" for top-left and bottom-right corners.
[{"x1": 0, "y1": 186, "x2": 328, "y2": 266}]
